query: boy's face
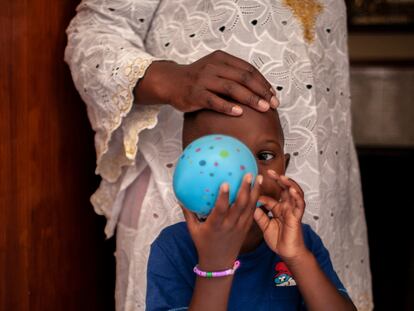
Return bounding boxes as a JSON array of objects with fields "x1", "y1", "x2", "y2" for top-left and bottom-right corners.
[{"x1": 183, "y1": 107, "x2": 288, "y2": 201}]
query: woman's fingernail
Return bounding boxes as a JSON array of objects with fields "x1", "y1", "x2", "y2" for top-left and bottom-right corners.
[
  {"x1": 258, "y1": 99, "x2": 270, "y2": 111},
  {"x1": 231, "y1": 105, "x2": 243, "y2": 115},
  {"x1": 270, "y1": 87, "x2": 277, "y2": 95},
  {"x1": 257, "y1": 175, "x2": 263, "y2": 185},
  {"x1": 291, "y1": 188, "x2": 297, "y2": 194},
  {"x1": 270, "y1": 96, "x2": 279, "y2": 109},
  {"x1": 221, "y1": 183, "x2": 229, "y2": 193},
  {"x1": 245, "y1": 173, "x2": 253, "y2": 183}
]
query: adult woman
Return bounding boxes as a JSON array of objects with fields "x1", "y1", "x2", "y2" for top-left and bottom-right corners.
[{"x1": 65, "y1": 1, "x2": 372, "y2": 310}]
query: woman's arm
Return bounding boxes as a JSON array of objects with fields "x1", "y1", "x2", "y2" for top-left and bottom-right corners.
[
  {"x1": 64, "y1": 0, "x2": 162, "y2": 182},
  {"x1": 135, "y1": 51, "x2": 279, "y2": 115},
  {"x1": 65, "y1": 1, "x2": 279, "y2": 182}
]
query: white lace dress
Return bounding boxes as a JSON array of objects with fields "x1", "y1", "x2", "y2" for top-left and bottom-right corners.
[{"x1": 65, "y1": 1, "x2": 373, "y2": 310}]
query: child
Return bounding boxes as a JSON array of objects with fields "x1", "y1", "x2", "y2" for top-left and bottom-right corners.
[{"x1": 146, "y1": 107, "x2": 356, "y2": 311}]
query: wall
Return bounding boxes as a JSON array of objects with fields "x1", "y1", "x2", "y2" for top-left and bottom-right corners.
[
  {"x1": 0, "y1": 1, "x2": 115, "y2": 310},
  {"x1": 349, "y1": 30, "x2": 414, "y2": 311},
  {"x1": 349, "y1": 33, "x2": 414, "y2": 61}
]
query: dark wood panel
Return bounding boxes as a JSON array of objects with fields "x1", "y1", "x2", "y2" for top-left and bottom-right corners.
[
  {"x1": 0, "y1": 1, "x2": 115, "y2": 310},
  {"x1": 0, "y1": 3, "x2": 30, "y2": 310}
]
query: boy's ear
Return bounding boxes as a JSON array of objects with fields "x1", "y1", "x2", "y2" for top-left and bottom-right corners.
[{"x1": 284, "y1": 153, "x2": 290, "y2": 169}]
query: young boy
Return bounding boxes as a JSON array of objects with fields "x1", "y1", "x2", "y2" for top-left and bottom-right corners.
[{"x1": 146, "y1": 107, "x2": 356, "y2": 311}]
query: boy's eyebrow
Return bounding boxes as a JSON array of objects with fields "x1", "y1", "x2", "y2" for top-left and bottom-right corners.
[{"x1": 259, "y1": 139, "x2": 283, "y2": 148}]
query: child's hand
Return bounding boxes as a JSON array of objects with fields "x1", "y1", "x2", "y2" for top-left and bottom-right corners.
[
  {"x1": 182, "y1": 173, "x2": 262, "y2": 271},
  {"x1": 254, "y1": 170, "x2": 307, "y2": 262}
]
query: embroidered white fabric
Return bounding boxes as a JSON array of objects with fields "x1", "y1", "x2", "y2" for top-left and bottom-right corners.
[{"x1": 65, "y1": 1, "x2": 373, "y2": 310}]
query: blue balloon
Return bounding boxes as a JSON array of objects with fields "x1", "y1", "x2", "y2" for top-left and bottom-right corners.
[{"x1": 173, "y1": 135, "x2": 258, "y2": 216}]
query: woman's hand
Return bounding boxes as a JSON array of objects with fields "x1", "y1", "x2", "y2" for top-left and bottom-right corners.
[
  {"x1": 182, "y1": 173, "x2": 262, "y2": 271},
  {"x1": 254, "y1": 170, "x2": 307, "y2": 263},
  {"x1": 135, "y1": 50, "x2": 278, "y2": 116}
]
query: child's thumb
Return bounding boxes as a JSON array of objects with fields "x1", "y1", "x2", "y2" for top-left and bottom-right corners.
[
  {"x1": 181, "y1": 205, "x2": 199, "y2": 231},
  {"x1": 254, "y1": 207, "x2": 270, "y2": 233}
]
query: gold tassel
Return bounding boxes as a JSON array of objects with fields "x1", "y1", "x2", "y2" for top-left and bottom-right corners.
[{"x1": 284, "y1": 0, "x2": 323, "y2": 43}]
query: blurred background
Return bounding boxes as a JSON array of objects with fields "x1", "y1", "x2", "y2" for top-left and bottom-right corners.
[
  {"x1": 346, "y1": 1, "x2": 414, "y2": 309},
  {"x1": 1, "y1": 1, "x2": 413, "y2": 310}
]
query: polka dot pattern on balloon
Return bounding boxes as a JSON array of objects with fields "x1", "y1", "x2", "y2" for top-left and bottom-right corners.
[
  {"x1": 220, "y1": 150, "x2": 229, "y2": 158},
  {"x1": 173, "y1": 134, "x2": 258, "y2": 215}
]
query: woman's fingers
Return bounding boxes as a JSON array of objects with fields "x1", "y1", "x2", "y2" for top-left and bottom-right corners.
[
  {"x1": 208, "y1": 183, "x2": 230, "y2": 226},
  {"x1": 205, "y1": 77, "x2": 271, "y2": 112},
  {"x1": 154, "y1": 51, "x2": 277, "y2": 115},
  {"x1": 215, "y1": 50, "x2": 276, "y2": 98},
  {"x1": 199, "y1": 90, "x2": 243, "y2": 116},
  {"x1": 211, "y1": 64, "x2": 278, "y2": 109},
  {"x1": 197, "y1": 50, "x2": 277, "y2": 113}
]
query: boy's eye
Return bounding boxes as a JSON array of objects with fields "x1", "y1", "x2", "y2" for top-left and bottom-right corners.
[{"x1": 257, "y1": 151, "x2": 275, "y2": 161}]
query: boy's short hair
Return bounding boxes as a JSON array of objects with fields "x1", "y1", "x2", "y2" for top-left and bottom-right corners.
[{"x1": 183, "y1": 108, "x2": 284, "y2": 147}]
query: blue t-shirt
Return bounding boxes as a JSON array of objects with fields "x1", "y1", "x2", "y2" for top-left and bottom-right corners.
[{"x1": 146, "y1": 222, "x2": 348, "y2": 311}]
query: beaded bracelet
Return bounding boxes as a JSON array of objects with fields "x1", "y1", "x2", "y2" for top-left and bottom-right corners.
[{"x1": 193, "y1": 260, "x2": 241, "y2": 278}]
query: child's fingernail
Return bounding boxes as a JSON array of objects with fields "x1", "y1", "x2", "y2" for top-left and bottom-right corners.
[
  {"x1": 291, "y1": 187, "x2": 297, "y2": 194},
  {"x1": 221, "y1": 183, "x2": 229, "y2": 193},
  {"x1": 267, "y1": 169, "x2": 277, "y2": 177},
  {"x1": 270, "y1": 87, "x2": 276, "y2": 95},
  {"x1": 258, "y1": 99, "x2": 270, "y2": 111},
  {"x1": 231, "y1": 105, "x2": 243, "y2": 115},
  {"x1": 245, "y1": 173, "x2": 253, "y2": 183},
  {"x1": 270, "y1": 96, "x2": 279, "y2": 109},
  {"x1": 257, "y1": 175, "x2": 263, "y2": 185}
]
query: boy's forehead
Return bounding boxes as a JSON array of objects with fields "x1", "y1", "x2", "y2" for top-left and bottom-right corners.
[{"x1": 183, "y1": 107, "x2": 283, "y2": 147}]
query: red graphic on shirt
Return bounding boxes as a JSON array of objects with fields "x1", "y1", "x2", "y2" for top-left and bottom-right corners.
[
  {"x1": 275, "y1": 262, "x2": 291, "y2": 275},
  {"x1": 274, "y1": 262, "x2": 296, "y2": 286}
]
